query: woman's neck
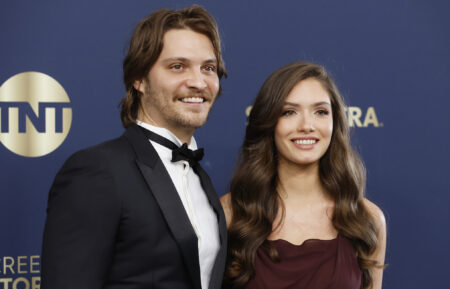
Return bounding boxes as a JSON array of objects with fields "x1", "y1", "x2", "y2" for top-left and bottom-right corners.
[{"x1": 277, "y1": 160, "x2": 328, "y2": 202}]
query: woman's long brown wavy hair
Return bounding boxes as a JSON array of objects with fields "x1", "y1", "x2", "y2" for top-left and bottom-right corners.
[{"x1": 225, "y1": 62, "x2": 380, "y2": 289}]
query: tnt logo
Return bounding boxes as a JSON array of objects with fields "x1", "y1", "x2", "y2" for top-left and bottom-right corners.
[{"x1": 0, "y1": 72, "x2": 72, "y2": 157}]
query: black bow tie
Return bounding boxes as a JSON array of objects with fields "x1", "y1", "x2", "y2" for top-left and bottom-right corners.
[
  {"x1": 171, "y1": 143, "x2": 204, "y2": 167},
  {"x1": 139, "y1": 126, "x2": 204, "y2": 168}
]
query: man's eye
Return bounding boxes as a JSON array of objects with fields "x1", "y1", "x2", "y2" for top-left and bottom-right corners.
[
  {"x1": 203, "y1": 65, "x2": 216, "y2": 72},
  {"x1": 170, "y1": 64, "x2": 183, "y2": 70}
]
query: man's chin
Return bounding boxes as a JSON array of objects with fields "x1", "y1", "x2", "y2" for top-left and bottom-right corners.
[
  {"x1": 174, "y1": 115, "x2": 208, "y2": 129},
  {"x1": 181, "y1": 120, "x2": 207, "y2": 129}
]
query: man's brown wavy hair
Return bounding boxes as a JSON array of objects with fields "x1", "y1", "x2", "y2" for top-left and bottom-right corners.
[
  {"x1": 120, "y1": 5, "x2": 227, "y2": 128},
  {"x1": 225, "y1": 61, "x2": 380, "y2": 289}
]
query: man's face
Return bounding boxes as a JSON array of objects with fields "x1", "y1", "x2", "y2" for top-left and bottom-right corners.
[{"x1": 135, "y1": 29, "x2": 219, "y2": 141}]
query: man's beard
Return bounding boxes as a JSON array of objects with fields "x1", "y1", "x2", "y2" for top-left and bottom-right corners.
[{"x1": 144, "y1": 88, "x2": 214, "y2": 130}]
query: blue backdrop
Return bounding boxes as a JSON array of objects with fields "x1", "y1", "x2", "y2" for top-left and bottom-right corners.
[{"x1": 1, "y1": 0, "x2": 449, "y2": 288}]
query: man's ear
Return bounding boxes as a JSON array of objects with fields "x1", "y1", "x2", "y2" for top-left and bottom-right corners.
[{"x1": 133, "y1": 79, "x2": 145, "y2": 94}]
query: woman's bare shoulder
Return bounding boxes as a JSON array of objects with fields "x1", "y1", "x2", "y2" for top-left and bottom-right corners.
[
  {"x1": 362, "y1": 199, "x2": 387, "y2": 289},
  {"x1": 363, "y1": 198, "x2": 386, "y2": 231},
  {"x1": 220, "y1": 193, "x2": 232, "y2": 227}
]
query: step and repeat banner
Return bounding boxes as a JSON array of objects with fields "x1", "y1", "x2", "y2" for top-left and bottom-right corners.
[{"x1": 1, "y1": 0, "x2": 449, "y2": 288}]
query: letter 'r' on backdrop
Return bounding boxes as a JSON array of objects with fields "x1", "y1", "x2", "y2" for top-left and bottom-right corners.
[{"x1": 0, "y1": 1, "x2": 449, "y2": 288}]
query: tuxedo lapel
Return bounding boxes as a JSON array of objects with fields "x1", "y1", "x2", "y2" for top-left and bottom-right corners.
[
  {"x1": 124, "y1": 124, "x2": 202, "y2": 289},
  {"x1": 136, "y1": 161, "x2": 202, "y2": 289},
  {"x1": 195, "y1": 165, "x2": 228, "y2": 289},
  {"x1": 195, "y1": 165, "x2": 227, "y2": 244}
]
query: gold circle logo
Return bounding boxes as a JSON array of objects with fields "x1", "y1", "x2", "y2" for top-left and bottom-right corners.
[{"x1": 0, "y1": 72, "x2": 72, "y2": 157}]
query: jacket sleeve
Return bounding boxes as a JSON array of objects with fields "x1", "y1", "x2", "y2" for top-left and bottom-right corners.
[{"x1": 41, "y1": 149, "x2": 121, "y2": 289}]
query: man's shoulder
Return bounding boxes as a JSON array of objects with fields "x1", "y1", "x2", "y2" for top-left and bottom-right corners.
[
  {"x1": 72, "y1": 134, "x2": 130, "y2": 160},
  {"x1": 61, "y1": 132, "x2": 135, "y2": 173}
]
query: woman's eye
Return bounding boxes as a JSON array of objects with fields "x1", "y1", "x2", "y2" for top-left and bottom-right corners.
[
  {"x1": 282, "y1": 110, "x2": 295, "y2": 116},
  {"x1": 316, "y1": 109, "x2": 329, "y2": 116}
]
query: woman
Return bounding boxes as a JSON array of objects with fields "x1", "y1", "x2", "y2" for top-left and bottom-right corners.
[{"x1": 221, "y1": 62, "x2": 386, "y2": 289}]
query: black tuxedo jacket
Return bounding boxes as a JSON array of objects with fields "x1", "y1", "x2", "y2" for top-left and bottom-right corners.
[{"x1": 41, "y1": 124, "x2": 227, "y2": 289}]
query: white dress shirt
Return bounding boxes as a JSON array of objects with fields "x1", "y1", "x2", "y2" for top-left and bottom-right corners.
[{"x1": 136, "y1": 120, "x2": 220, "y2": 289}]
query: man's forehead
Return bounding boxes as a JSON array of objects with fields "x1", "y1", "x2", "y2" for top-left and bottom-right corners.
[
  {"x1": 158, "y1": 29, "x2": 216, "y2": 61},
  {"x1": 159, "y1": 57, "x2": 217, "y2": 65}
]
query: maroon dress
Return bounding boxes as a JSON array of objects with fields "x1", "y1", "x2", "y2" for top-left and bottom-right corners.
[{"x1": 245, "y1": 234, "x2": 362, "y2": 289}]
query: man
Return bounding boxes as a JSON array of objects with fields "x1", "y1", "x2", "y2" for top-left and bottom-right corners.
[{"x1": 41, "y1": 5, "x2": 227, "y2": 289}]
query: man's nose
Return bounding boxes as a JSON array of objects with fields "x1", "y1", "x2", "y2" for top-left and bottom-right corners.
[{"x1": 186, "y1": 69, "x2": 207, "y2": 90}]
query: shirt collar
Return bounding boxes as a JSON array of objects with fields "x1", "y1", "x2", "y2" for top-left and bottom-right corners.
[{"x1": 136, "y1": 120, "x2": 198, "y2": 150}]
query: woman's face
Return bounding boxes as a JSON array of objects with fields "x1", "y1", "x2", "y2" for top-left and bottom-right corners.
[{"x1": 274, "y1": 78, "x2": 333, "y2": 168}]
